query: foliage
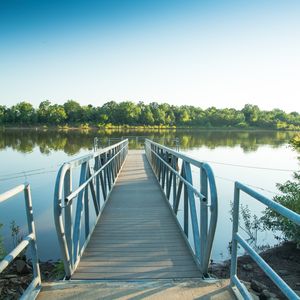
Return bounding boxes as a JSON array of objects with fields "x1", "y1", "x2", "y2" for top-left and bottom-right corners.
[
  {"x1": 1, "y1": 100, "x2": 300, "y2": 129},
  {"x1": 10, "y1": 220, "x2": 23, "y2": 247},
  {"x1": 0, "y1": 223, "x2": 5, "y2": 260},
  {"x1": 229, "y1": 203, "x2": 263, "y2": 252},
  {"x1": 52, "y1": 260, "x2": 65, "y2": 279},
  {"x1": 291, "y1": 133, "x2": 300, "y2": 148},
  {"x1": 262, "y1": 137, "x2": 300, "y2": 246}
]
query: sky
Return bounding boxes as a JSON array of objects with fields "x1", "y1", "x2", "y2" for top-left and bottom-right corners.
[{"x1": 0, "y1": 0, "x2": 300, "y2": 112}]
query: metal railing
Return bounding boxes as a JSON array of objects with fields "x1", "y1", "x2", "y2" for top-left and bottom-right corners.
[
  {"x1": 230, "y1": 182, "x2": 300, "y2": 299},
  {"x1": 94, "y1": 136, "x2": 180, "y2": 151},
  {"x1": 0, "y1": 184, "x2": 41, "y2": 300},
  {"x1": 145, "y1": 139, "x2": 218, "y2": 276},
  {"x1": 54, "y1": 139, "x2": 128, "y2": 277}
]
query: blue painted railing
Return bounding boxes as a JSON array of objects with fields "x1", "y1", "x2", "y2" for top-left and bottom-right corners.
[
  {"x1": 145, "y1": 139, "x2": 218, "y2": 276},
  {"x1": 230, "y1": 181, "x2": 300, "y2": 299},
  {"x1": 54, "y1": 139, "x2": 128, "y2": 277},
  {"x1": 0, "y1": 184, "x2": 41, "y2": 300}
]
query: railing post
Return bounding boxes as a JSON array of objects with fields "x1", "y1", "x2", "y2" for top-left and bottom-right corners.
[
  {"x1": 94, "y1": 156, "x2": 101, "y2": 208},
  {"x1": 99, "y1": 154, "x2": 107, "y2": 200},
  {"x1": 184, "y1": 180, "x2": 189, "y2": 237},
  {"x1": 64, "y1": 169, "x2": 73, "y2": 269},
  {"x1": 230, "y1": 183, "x2": 240, "y2": 286},
  {"x1": 84, "y1": 186, "x2": 89, "y2": 239},
  {"x1": 184, "y1": 162, "x2": 201, "y2": 259},
  {"x1": 24, "y1": 184, "x2": 41, "y2": 285},
  {"x1": 73, "y1": 161, "x2": 88, "y2": 264},
  {"x1": 200, "y1": 168, "x2": 208, "y2": 271},
  {"x1": 162, "y1": 151, "x2": 166, "y2": 189}
]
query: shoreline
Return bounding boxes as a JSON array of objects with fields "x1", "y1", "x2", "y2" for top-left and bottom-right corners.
[
  {"x1": 1, "y1": 125, "x2": 299, "y2": 132},
  {"x1": 210, "y1": 241, "x2": 300, "y2": 299}
]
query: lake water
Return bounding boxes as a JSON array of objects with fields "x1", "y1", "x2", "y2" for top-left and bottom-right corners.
[{"x1": 0, "y1": 128, "x2": 299, "y2": 262}]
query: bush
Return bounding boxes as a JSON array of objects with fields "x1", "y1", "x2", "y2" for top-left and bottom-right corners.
[{"x1": 262, "y1": 135, "x2": 300, "y2": 246}]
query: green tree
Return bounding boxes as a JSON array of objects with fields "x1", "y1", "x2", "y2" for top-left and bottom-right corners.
[
  {"x1": 140, "y1": 106, "x2": 154, "y2": 125},
  {"x1": 0, "y1": 105, "x2": 6, "y2": 124},
  {"x1": 63, "y1": 100, "x2": 82, "y2": 123},
  {"x1": 115, "y1": 101, "x2": 141, "y2": 125},
  {"x1": 12, "y1": 101, "x2": 36, "y2": 124},
  {"x1": 48, "y1": 104, "x2": 67, "y2": 124},
  {"x1": 37, "y1": 100, "x2": 51, "y2": 123},
  {"x1": 242, "y1": 104, "x2": 260, "y2": 125}
]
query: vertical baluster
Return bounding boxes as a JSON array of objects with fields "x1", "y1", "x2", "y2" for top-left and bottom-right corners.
[
  {"x1": 230, "y1": 184, "x2": 240, "y2": 285},
  {"x1": 166, "y1": 154, "x2": 173, "y2": 200},
  {"x1": 172, "y1": 157, "x2": 177, "y2": 210},
  {"x1": 184, "y1": 181, "x2": 189, "y2": 237},
  {"x1": 95, "y1": 157, "x2": 100, "y2": 208},
  {"x1": 99, "y1": 154, "x2": 107, "y2": 200},
  {"x1": 64, "y1": 168, "x2": 73, "y2": 268},
  {"x1": 73, "y1": 162, "x2": 87, "y2": 264},
  {"x1": 184, "y1": 162, "x2": 201, "y2": 259},
  {"x1": 24, "y1": 185, "x2": 41, "y2": 285},
  {"x1": 162, "y1": 151, "x2": 166, "y2": 189},
  {"x1": 106, "y1": 151, "x2": 112, "y2": 191},
  {"x1": 84, "y1": 185, "x2": 89, "y2": 239},
  {"x1": 200, "y1": 168, "x2": 208, "y2": 269},
  {"x1": 165, "y1": 153, "x2": 169, "y2": 194}
]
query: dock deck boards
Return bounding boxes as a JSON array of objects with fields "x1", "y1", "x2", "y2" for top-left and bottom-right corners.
[{"x1": 72, "y1": 150, "x2": 201, "y2": 280}]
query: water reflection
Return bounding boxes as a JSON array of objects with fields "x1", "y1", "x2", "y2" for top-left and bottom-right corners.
[
  {"x1": 0, "y1": 128, "x2": 299, "y2": 261},
  {"x1": 0, "y1": 128, "x2": 297, "y2": 154}
]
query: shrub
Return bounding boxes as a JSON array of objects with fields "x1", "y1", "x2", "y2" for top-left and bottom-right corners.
[{"x1": 261, "y1": 135, "x2": 300, "y2": 246}]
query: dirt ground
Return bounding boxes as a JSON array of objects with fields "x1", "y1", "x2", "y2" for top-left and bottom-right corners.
[{"x1": 209, "y1": 242, "x2": 300, "y2": 299}]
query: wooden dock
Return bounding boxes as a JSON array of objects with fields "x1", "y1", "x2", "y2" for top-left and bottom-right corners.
[{"x1": 72, "y1": 150, "x2": 201, "y2": 280}]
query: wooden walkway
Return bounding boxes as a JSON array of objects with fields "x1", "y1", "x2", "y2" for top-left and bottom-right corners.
[{"x1": 72, "y1": 150, "x2": 202, "y2": 280}]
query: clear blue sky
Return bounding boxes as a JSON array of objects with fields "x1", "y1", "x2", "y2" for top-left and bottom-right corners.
[{"x1": 0, "y1": 0, "x2": 299, "y2": 112}]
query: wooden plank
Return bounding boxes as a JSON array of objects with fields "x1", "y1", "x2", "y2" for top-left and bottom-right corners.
[
  {"x1": 72, "y1": 150, "x2": 201, "y2": 280},
  {"x1": 76, "y1": 265, "x2": 199, "y2": 273},
  {"x1": 77, "y1": 260, "x2": 196, "y2": 267},
  {"x1": 72, "y1": 271, "x2": 201, "y2": 280},
  {"x1": 81, "y1": 254, "x2": 194, "y2": 261}
]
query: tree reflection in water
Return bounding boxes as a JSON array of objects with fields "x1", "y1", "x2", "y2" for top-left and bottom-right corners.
[{"x1": 0, "y1": 128, "x2": 297, "y2": 155}]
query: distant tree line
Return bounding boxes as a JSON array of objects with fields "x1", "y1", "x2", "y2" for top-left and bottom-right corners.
[{"x1": 0, "y1": 100, "x2": 299, "y2": 129}]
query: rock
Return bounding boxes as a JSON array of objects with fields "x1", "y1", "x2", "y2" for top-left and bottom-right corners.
[
  {"x1": 242, "y1": 264, "x2": 253, "y2": 271},
  {"x1": 259, "y1": 289, "x2": 271, "y2": 299},
  {"x1": 10, "y1": 278, "x2": 19, "y2": 284},
  {"x1": 251, "y1": 280, "x2": 268, "y2": 293},
  {"x1": 18, "y1": 286, "x2": 24, "y2": 295},
  {"x1": 3, "y1": 274, "x2": 17, "y2": 279},
  {"x1": 295, "y1": 282, "x2": 300, "y2": 287},
  {"x1": 250, "y1": 292, "x2": 260, "y2": 300},
  {"x1": 241, "y1": 280, "x2": 251, "y2": 290},
  {"x1": 16, "y1": 259, "x2": 30, "y2": 274}
]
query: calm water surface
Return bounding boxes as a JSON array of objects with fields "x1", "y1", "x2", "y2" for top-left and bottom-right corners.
[{"x1": 0, "y1": 129, "x2": 299, "y2": 262}]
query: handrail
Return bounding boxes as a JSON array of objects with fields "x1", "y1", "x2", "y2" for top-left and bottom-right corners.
[
  {"x1": 144, "y1": 139, "x2": 218, "y2": 276},
  {"x1": 230, "y1": 181, "x2": 300, "y2": 299},
  {"x1": 54, "y1": 139, "x2": 128, "y2": 277},
  {"x1": 0, "y1": 184, "x2": 41, "y2": 299}
]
